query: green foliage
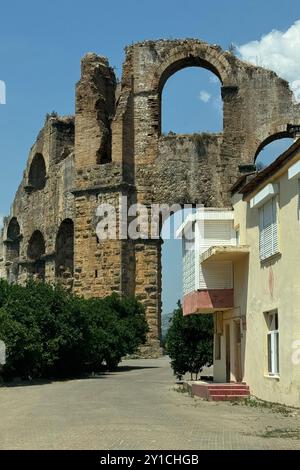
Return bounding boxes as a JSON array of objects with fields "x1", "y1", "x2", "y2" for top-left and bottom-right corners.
[
  {"x1": 165, "y1": 302, "x2": 213, "y2": 380},
  {"x1": 0, "y1": 279, "x2": 148, "y2": 379}
]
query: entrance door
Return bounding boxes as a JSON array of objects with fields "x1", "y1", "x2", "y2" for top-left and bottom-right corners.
[{"x1": 225, "y1": 324, "x2": 231, "y2": 382}]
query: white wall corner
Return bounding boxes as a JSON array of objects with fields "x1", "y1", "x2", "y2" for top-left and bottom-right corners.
[
  {"x1": 250, "y1": 183, "x2": 279, "y2": 209},
  {"x1": 288, "y1": 160, "x2": 300, "y2": 180}
]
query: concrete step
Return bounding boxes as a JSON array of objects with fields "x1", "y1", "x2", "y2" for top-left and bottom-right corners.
[
  {"x1": 187, "y1": 382, "x2": 251, "y2": 401},
  {"x1": 207, "y1": 384, "x2": 249, "y2": 390},
  {"x1": 209, "y1": 394, "x2": 249, "y2": 401},
  {"x1": 208, "y1": 389, "x2": 250, "y2": 396}
]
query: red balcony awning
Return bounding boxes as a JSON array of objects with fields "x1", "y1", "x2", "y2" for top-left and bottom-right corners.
[{"x1": 183, "y1": 289, "x2": 234, "y2": 315}]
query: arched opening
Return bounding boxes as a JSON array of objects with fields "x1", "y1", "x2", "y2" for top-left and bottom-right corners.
[
  {"x1": 28, "y1": 153, "x2": 46, "y2": 190},
  {"x1": 55, "y1": 219, "x2": 74, "y2": 282},
  {"x1": 161, "y1": 66, "x2": 223, "y2": 135},
  {"x1": 255, "y1": 135, "x2": 295, "y2": 170},
  {"x1": 5, "y1": 217, "x2": 21, "y2": 282},
  {"x1": 27, "y1": 230, "x2": 46, "y2": 280},
  {"x1": 96, "y1": 125, "x2": 112, "y2": 165},
  {"x1": 6, "y1": 217, "x2": 20, "y2": 261}
]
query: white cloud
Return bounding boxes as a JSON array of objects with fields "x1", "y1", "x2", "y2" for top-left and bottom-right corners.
[
  {"x1": 238, "y1": 20, "x2": 300, "y2": 102},
  {"x1": 209, "y1": 75, "x2": 219, "y2": 84},
  {"x1": 199, "y1": 90, "x2": 211, "y2": 103},
  {"x1": 290, "y1": 79, "x2": 300, "y2": 102}
]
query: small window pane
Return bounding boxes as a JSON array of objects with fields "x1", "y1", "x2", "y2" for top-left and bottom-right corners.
[
  {"x1": 266, "y1": 311, "x2": 279, "y2": 376},
  {"x1": 274, "y1": 313, "x2": 278, "y2": 330},
  {"x1": 267, "y1": 333, "x2": 272, "y2": 374},
  {"x1": 274, "y1": 331, "x2": 279, "y2": 374}
]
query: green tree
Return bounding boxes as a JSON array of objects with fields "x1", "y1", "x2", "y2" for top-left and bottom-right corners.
[
  {"x1": 0, "y1": 279, "x2": 148, "y2": 379},
  {"x1": 166, "y1": 303, "x2": 213, "y2": 380}
]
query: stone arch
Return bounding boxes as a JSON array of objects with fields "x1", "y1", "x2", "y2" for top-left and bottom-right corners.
[
  {"x1": 151, "y1": 43, "x2": 233, "y2": 92},
  {"x1": 254, "y1": 130, "x2": 293, "y2": 162},
  {"x1": 28, "y1": 153, "x2": 46, "y2": 190},
  {"x1": 27, "y1": 230, "x2": 46, "y2": 280},
  {"x1": 6, "y1": 217, "x2": 21, "y2": 260},
  {"x1": 55, "y1": 219, "x2": 74, "y2": 282},
  {"x1": 149, "y1": 44, "x2": 233, "y2": 135}
]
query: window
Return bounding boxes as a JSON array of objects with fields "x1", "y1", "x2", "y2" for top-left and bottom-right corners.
[
  {"x1": 259, "y1": 198, "x2": 278, "y2": 260},
  {"x1": 266, "y1": 311, "x2": 279, "y2": 376}
]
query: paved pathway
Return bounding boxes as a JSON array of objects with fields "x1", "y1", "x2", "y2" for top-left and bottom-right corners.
[{"x1": 0, "y1": 357, "x2": 299, "y2": 449}]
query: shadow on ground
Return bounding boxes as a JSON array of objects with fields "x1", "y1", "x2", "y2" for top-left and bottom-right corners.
[{"x1": 0, "y1": 363, "x2": 161, "y2": 388}]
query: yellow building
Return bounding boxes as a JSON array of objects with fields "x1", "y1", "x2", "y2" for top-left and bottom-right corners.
[{"x1": 179, "y1": 139, "x2": 300, "y2": 406}]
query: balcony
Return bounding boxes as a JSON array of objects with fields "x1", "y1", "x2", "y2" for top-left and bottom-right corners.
[
  {"x1": 200, "y1": 245, "x2": 250, "y2": 264},
  {"x1": 183, "y1": 288, "x2": 234, "y2": 315},
  {"x1": 183, "y1": 245, "x2": 249, "y2": 316}
]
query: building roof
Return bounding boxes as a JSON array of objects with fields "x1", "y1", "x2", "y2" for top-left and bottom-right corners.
[
  {"x1": 237, "y1": 138, "x2": 300, "y2": 197},
  {"x1": 230, "y1": 172, "x2": 256, "y2": 195}
]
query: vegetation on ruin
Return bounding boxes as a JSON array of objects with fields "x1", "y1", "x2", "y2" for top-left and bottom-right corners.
[
  {"x1": 165, "y1": 302, "x2": 213, "y2": 380},
  {"x1": 0, "y1": 279, "x2": 148, "y2": 379}
]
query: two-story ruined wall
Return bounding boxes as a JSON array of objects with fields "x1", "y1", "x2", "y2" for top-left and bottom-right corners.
[
  {"x1": 0, "y1": 116, "x2": 75, "y2": 287},
  {"x1": 1, "y1": 39, "x2": 300, "y2": 356}
]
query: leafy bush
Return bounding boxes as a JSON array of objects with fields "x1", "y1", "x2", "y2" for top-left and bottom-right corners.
[
  {"x1": 0, "y1": 279, "x2": 148, "y2": 379},
  {"x1": 165, "y1": 302, "x2": 213, "y2": 380}
]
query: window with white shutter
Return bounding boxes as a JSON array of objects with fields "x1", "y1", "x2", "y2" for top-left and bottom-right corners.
[{"x1": 259, "y1": 198, "x2": 278, "y2": 260}]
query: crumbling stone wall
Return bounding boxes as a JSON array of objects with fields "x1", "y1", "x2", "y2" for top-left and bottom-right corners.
[
  {"x1": 1, "y1": 39, "x2": 300, "y2": 356},
  {"x1": 0, "y1": 115, "x2": 75, "y2": 286}
]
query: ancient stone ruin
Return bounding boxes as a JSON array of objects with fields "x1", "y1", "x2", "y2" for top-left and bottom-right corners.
[{"x1": 1, "y1": 39, "x2": 300, "y2": 356}]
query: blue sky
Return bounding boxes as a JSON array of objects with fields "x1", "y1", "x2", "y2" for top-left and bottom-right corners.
[{"x1": 1, "y1": 0, "x2": 300, "y2": 316}]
